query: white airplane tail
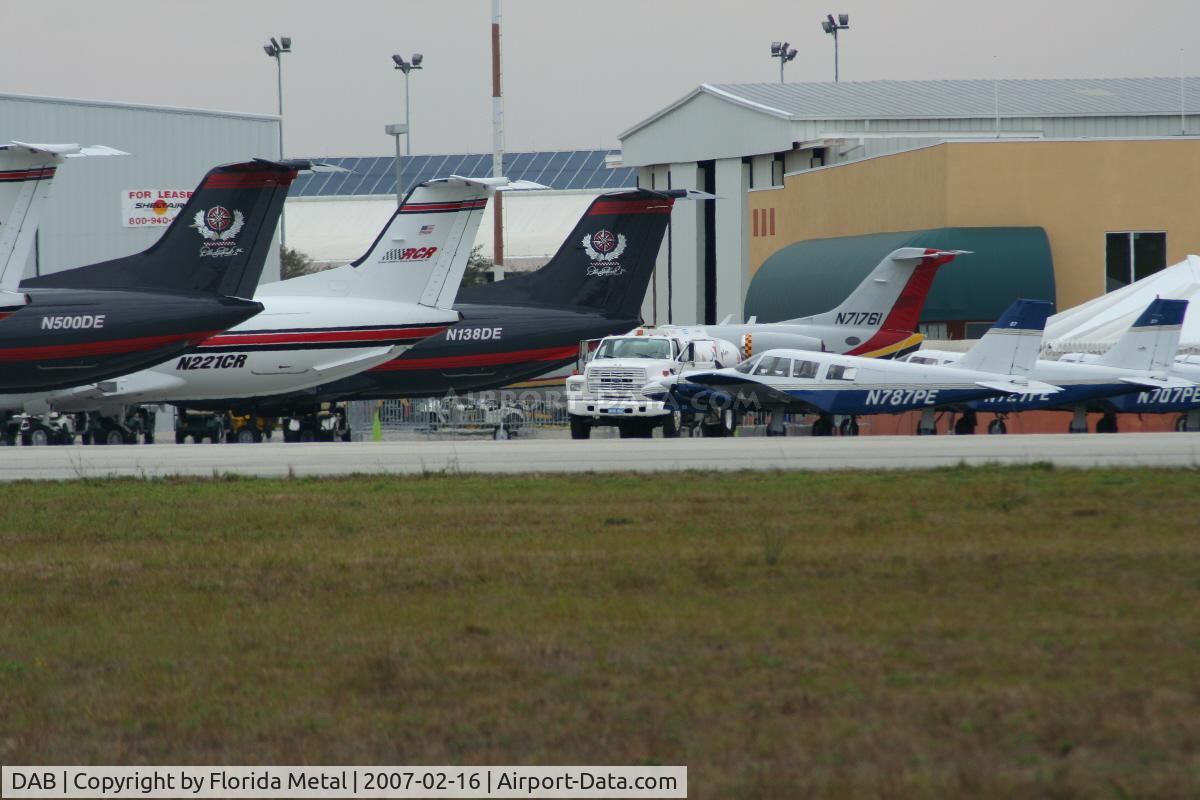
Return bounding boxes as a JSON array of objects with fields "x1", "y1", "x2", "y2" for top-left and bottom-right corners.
[
  {"x1": 787, "y1": 247, "x2": 967, "y2": 331},
  {"x1": 262, "y1": 176, "x2": 533, "y2": 308},
  {"x1": 957, "y1": 299, "x2": 1054, "y2": 377},
  {"x1": 1095, "y1": 297, "x2": 1188, "y2": 373},
  {"x1": 0, "y1": 142, "x2": 125, "y2": 309}
]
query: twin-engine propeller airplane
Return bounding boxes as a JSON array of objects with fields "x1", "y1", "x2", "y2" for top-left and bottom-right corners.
[
  {"x1": 649, "y1": 299, "x2": 1060, "y2": 436},
  {"x1": 2, "y1": 144, "x2": 304, "y2": 393}
]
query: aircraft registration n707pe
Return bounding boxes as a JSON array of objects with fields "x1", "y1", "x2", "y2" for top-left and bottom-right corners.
[{"x1": 652, "y1": 299, "x2": 1060, "y2": 435}]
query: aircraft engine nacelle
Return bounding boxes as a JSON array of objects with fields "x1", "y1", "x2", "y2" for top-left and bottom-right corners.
[{"x1": 737, "y1": 332, "x2": 824, "y2": 360}]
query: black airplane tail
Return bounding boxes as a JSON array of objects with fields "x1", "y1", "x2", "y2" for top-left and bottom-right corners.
[
  {"x1": 24, "y1": 159, "x2": 306, "y2": 299},
  {"x1": 456, "y1": 188, "x2": 677, "y2": 318}
]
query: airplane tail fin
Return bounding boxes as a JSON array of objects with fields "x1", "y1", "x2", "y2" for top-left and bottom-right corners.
[
  {"x1": 24, "y1": 159, "x2": 306, "y2": 299},
  {"x1": 260, "y1": 175, "x2": 501, "y2": 309},
  {"x1": 455, "y1": 188, "x2": 678, "y2": 317},
  {"x1": 1095, "y1": 297, "x2": 1188, "y2": 373},
  {"x1": 0, "y1": 142, "x2": 125, "y2": 307},
  {"x1": 957, "y1": 299, "x2": 1053, "y2": 377},
  {"x1": 789, "y1": 247, "x2": 966, "y2": 331}
]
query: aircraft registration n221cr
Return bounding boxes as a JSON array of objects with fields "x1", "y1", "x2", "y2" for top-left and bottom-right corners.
[
  {"x1": 4, "y1": 148, "x2": 304, "y2": 393},
  {"x1": 254, "y1": 188, "x2": 697, "y2": 408},
  {"x1": 656, "y1": 299, "x2": 1060, "y2": 435},
  {"x1": 8, "y1": 177, "x2": 511, "y2": 411}
]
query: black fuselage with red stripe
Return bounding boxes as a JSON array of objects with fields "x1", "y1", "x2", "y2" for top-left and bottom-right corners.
[
  {"x1": 219, "y1": 188, "x2": 678, "y2": 412},
  {"x1": 0, "y1": 288, "x2": 261, "y2": 392}
]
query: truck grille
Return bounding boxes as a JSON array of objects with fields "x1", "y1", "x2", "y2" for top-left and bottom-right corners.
[{"x1": 588, "y1": 367, "x2": 649, "y2": 402}]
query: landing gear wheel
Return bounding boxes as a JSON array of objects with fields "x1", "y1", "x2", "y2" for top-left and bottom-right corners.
[
  {"x1": 234, "y1": 427, "x2": 262, "y2": 444},
  {"x1": 493, "y1": 425, "x2": 510, "y2": 440},
  {"x1": 811, "y1": 415, "x2": 834, "y2": 437},
  {"x1": 104, "y1": 428, "x2": 125, "y2": 446},
  {"x1": 953, "y1": 412, "x2": 977, "y2": 436},
  {"x1": 1095, "y1": 413, "x2": 1119, "y2": 434},
  {"x1": 662, "y1": 411, "x2": 681, "y2": 438},
  {"x1": 1177, "y1": 415, "x2": 1189, "y2": 432},
  {"x1": 30, "y1": 428, "x2": 50, "y2": 447},
  {"x1": 987, "y1": 419, "x2": 1007, "y2": 435},
  {"x1": 720, "y1": 409, "x2": 738, "y2": 437},
  {"x1": 569, "y1": 416, "x2": 592, "y2": 440},
  {"x1": 838, "y1": 417, "x2": 860, "y2": 437}
]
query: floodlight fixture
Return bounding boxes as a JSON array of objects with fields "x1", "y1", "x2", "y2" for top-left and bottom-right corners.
[
  {"x1": 391, "y1": 51, "x2": 424, "y2": 155},
  {"x1": 770, "y1": 39, "x2": 797, "y2": 82},
  {"x1": 821, "y1": 13, "x2": 850, "y2": 82}
]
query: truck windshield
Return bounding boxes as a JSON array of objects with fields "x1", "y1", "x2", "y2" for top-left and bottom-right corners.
[{"x1": 595, "y1": 338, "x2": 673, "y2": 359}]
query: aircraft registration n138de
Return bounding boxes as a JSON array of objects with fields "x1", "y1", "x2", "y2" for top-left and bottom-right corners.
[
  {"x1": 653, "y1": 299, "x2": 1060, "y2": 435},
  {"x1": 3, "y1": 176, "x2": 526, "y2": 415},
  {"x1": 1, "y1": 144, "x2": 290, "y2": 393}
]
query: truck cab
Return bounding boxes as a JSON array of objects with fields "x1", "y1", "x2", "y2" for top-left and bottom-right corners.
[{"x1": 565, "y1": 328, "x2": 737, "y2": 439}]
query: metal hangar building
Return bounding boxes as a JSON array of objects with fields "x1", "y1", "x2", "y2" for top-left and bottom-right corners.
[{"x1": 618, "y1": 77, "x2": 1200, "y2": 336}]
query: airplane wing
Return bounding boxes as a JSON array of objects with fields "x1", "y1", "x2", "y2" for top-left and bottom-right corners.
[
  {"x1": 312, "y1": 345, "x2": 400, "y2": 374},
  {"x1": 975, "y1": 379, "x2": 1062, "y2": 395},
  {"x1": 1119, "y1": 375, "x2": 1195, "y2": 389}
]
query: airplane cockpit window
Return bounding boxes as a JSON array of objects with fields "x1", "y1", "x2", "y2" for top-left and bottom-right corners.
[
  {"x1": 791, "y1": 360, "x2": 819, "y2": 379},
  {"x1": 753, "y1": 356, "x2": 789, "y2": 377},
  {"x1": 735, "y1": 355, "x2": 761, "y2": 374},
  {"x1": 906, "y1": 355, "x2": 938, "y2": 365},
  {"x1": 826, "y1": 364, "x2": 857, "y2": 381},
  {"x1": 595, "y1": 338, "x2": 673, "y2": 360}
]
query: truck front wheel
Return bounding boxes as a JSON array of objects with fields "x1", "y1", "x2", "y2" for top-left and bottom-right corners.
[{"x1": 569, "y1": 416, "x2": 592, "y2": 440}]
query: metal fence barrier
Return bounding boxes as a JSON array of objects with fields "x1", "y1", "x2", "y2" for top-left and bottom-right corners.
[{"x1": 347, "y1": 390, "x2": 571, "y2": 439}]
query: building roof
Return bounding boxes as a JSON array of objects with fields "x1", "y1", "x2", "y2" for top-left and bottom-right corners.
[
  {"x1": 290, "y1": 150, "x2": 635, "y2": 197},
  {"x1": 623, "y1": 77, "x2": 1200, "y2": 137}
]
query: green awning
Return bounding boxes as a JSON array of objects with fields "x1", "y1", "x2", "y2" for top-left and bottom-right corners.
[{"x1": 745, "y1": 227, "x2": 1056, "y2": 323}]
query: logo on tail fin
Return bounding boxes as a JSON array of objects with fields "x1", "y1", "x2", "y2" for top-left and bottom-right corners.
[
  {"x1": 191, "y1": 206, "x2": 245, "y2": 258},
  {"x1": 583, "y1": 229, "x2": 627, "y2": 277}
]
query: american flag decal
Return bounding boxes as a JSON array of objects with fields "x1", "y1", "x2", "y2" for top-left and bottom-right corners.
[{"x1": 419, "y1": 224, "x2": 435, "y2": 235}]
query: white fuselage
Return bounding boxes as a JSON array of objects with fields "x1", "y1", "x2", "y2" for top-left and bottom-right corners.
[{"x1": 0, "y1": 294, "x2": 457, "y2": 414}]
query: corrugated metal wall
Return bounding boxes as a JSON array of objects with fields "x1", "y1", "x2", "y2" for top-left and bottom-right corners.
[{"x1": 1, "y1": 94, "x2": 281, "y2": 283}]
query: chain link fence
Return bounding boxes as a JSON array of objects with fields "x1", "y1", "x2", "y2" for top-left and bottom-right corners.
[{"x1": 346, "y1": 390, "x2": 572, "y2": 440}]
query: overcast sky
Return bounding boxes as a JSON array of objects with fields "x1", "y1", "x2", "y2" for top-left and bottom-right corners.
[{"x1": 4, "y1": 1, "x2": 1199, "y2": 157}]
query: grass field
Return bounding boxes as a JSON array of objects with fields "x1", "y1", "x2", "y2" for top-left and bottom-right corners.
[{"x1": 1, "y1": 466, "x2": 1198, "y2": 797}]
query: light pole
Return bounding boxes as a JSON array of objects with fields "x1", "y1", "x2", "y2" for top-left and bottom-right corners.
[
  {"x1": 391, "y1": 53, "x2": 423, "y2": 156},
  {"x1": 769, "y1": 41, "x2": 798, "y2": 84},
  {"x1": 263, "y1": 35, "x2": 292, "y2": 246},
  {"x1": 820, "y1": 14, "x2": 849, "y2": 82},
  {"x1": 385, "y1": 123, "x2": 409, "y2": 209}
]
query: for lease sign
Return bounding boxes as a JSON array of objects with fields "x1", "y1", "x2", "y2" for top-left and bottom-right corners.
[{"x1": 121, "y1": 189, "x2": 193, "y2": 228}]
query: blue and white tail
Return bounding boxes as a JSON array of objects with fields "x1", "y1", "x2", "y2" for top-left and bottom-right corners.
[
  {"x1": 1096, "y1": 297, "x2": 1188, "y2": 373},
  {"x1": 261, "y1": 176, "x2": 520, "y2": 308},
  {"x1": 957, "y1": 299, "x2": 1054, "y2": 377}
]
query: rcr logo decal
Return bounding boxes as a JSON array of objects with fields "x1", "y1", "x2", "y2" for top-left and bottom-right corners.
[
  {"x1": 381, "y1": 246, "x2": 439, "y2": 263},
  {"x1": 42, "y1": 314, "x2": 106, "y2": 330}
]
